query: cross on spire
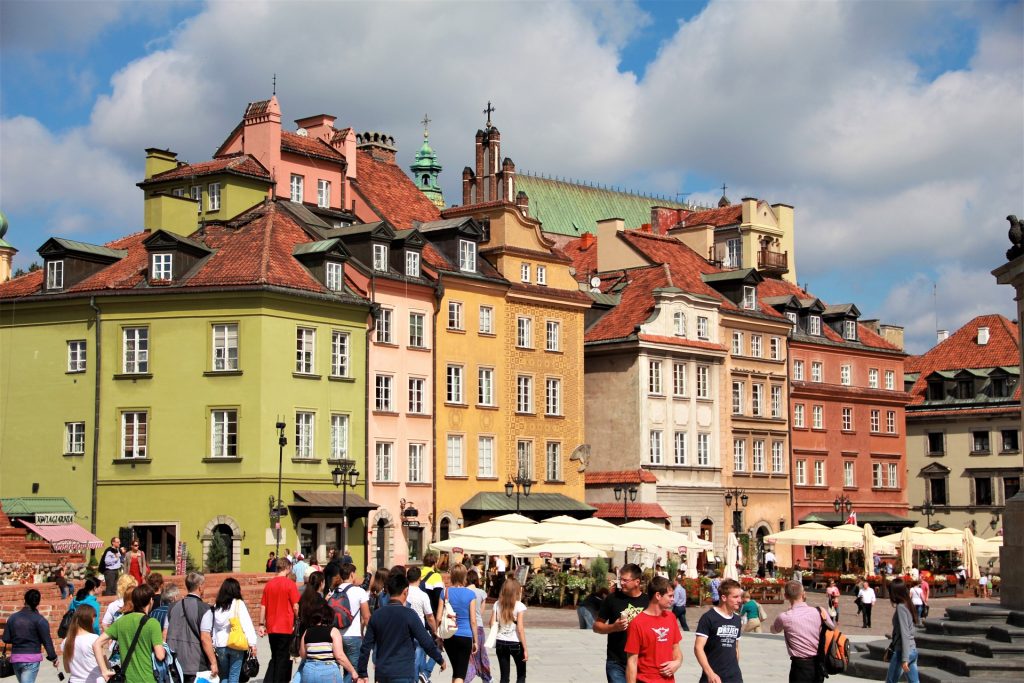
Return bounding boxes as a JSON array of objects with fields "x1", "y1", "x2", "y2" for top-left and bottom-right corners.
[
  {"x1": 421, "y1": 113, "x2": 431, "y2": 137},
  {"x1": 272, "y1": 73, "x2": 277, "y2": 96},
  {"x1": 483, "y1": 101, "x2": 495, "y2": 127},
  {"x1": 721, "y1": 182, "x2": 728, "y2": 196}
]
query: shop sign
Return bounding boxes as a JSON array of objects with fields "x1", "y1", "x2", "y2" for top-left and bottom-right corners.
[{"x1": 34, "y1": 513, "x2": 74, "y2": 525}]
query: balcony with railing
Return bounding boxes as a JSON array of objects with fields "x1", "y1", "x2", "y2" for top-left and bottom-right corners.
[{"x1": 757, "y1": 248, "x2": 788, "y2": 275}]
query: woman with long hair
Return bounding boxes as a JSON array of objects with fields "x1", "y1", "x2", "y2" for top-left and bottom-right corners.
[
  {"x1": 886, "y1": 579, "x2": 920, "y2": 683},
  {"x1": 438, "y1": 564, "x2": 478, "y2": 683},
  {"x1": 124, "y1": 539, "x2": 148, "y2": 584},
  {"x1": 211, "y1": 578, "x2": 258, "y2": 683},
  {"x1": 101, "y1": 574, "x2": 138, "y2": 629},
  {"x1": 299, "y1": 604, "x2": 358, "y2": 683},
  {"x1": 0, "y1": 589, "x2": 58, "y2": 683},
  {"x1": 368, "y1": 569, "x2": 390, "y2": 611},
  {"x1": 463, "y1": 569, "x2": 492, "y2": 683},
  {"x1": 491, "y1": 577, "x2": 527, "y2": 683},
  {"x1": 69, "y1": 578, "x2": 102, "y2": 635},
  {"x1": 61, "y1": 605, "x2": 100, "y2": 683}
]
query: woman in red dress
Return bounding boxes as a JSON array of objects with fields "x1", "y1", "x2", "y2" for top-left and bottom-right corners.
[{"x1": 126, "y1": 539, "x2": 148, "y2": 583}]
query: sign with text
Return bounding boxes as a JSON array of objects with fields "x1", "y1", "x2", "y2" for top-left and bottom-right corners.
[{"x1": 34, "y1": 513, "x2": 74, "y2": 525}]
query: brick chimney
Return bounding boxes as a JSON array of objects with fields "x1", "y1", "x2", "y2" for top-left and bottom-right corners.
[
  {"x1": 294, "y1": 114, "x2": 337, "y2": 144},
  {"x1": 651, "y1": 206, "x2": 690, "y2": 235},
  {"x1": 579, "y1": 232, "x2": 596, "y2": 249},
  {"x1": 357, "y1": 131, "x2": 397, "y2": 164},
  {"x1": 515, "y1": 190, "x2": 530, "y2": 217}
]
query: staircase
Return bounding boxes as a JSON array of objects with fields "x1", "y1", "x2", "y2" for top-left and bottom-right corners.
[{"x1": 848, "y1": 603, "x2": 1024, "y2": 682}]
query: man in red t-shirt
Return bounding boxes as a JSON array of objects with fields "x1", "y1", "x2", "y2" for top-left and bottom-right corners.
[
  {"x1": 259, "y1": 557, "x2": 300, "y2": 683},
  {"x1": 625, "y1": 575, "x2": 683, "y2": 683}
]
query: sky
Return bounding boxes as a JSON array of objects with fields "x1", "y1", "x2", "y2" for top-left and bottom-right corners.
[{"x1": 1, "y1": 0, "x2": 1021, "y2": 354}]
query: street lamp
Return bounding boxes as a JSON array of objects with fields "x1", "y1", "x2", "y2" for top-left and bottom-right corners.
[
  {"x1": 272, "y1": 420, "x2": 287, "y2": 559},
  {"x1": 613, "y1": 484, "x2": 638, "y2": 522},
  {"x1": 921, "y1": 498, "x2": 936, "y2": 529},
  {"x1": 833, "y1": 494, "x2": 853, "y2": 519},
  {"x1": 724, "y1": 487, "x2": 748, "y2": 534},
  {"x1": 331, "y1": 459, "x2": 359, "y2": 550},
  {"x1": 505, "y1": 468, "x2": 532, "y2": 514}
]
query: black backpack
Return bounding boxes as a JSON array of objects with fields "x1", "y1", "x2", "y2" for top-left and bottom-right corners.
[
  {"x1": 421, "y1": 569, "x2": 443, "y2": 615},
  {"x1": 57, "y1": 607, "x2": 76, "y2": 638}
]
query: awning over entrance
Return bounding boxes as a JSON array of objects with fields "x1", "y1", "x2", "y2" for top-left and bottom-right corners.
[
  {"x1": 20, "y1": 520, "x2": 104, "y2": 551},
  {"x1": 461, "y1": 492, "x2": 595, "y2": 520},
  {"x1": 288, "y1": 490, "x2": 379, "y2": 516},
  {"x1": 798, "y1": 512, "x2": 914, "y2": 526}
]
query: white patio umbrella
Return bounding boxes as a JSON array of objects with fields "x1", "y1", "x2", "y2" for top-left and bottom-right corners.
[
  {"x1": 724, "y1": 533, "x2": 740, "y2": 580},
  {"x1": 963, "y1": 526, "x2": 980, "y2": 580},
  {"x1": 975, "y1": 536, "x2": 1003, "y2": 560},
  {"x1": 863, "y1": 523, "x2": 877, "y2": 570},
  {"x1": 429, "y1": 537, "x2": 525, "y2": 556},
  {"x1": 514, "y1": 541, "x2": 610, "y2": 559},
  {"x1": 450, "y1": 513, "x2": 539, "y2": 544},
  {"x1": 763, "y1": 522, "x2": 834, "y2": 546},
  {"x1": 881, "y1": 527, "x2": 963, "y2": 552},
  {"x1": 528, "y1": 517, "x2": 638, "y2": 550},
  {"x1": 828, "y1": 524, "x2": 897, "y2": 553},
  {"x1": 898, "y1": 527, "x2": 914, "y2": 571},
  {"x1": 619, "y1": 520, "x2": 714, "y2": 554}
]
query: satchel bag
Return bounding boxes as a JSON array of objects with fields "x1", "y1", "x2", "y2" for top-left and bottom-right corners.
[
  {"x1": 0, "y1": 645, "x2": 14, "y2": 679},
  {"x1": 111, "y1": 615, "x2": 151, "y2": 683},
  {"x1": 226, "y1": 601, "x2": 249, "y2": 651},
  {"x1": 484, "y1": 612, "x2": 498, "y2": 649},
  {"x1": 437, "y1": 589, "x2": 458, "y2": 639}
]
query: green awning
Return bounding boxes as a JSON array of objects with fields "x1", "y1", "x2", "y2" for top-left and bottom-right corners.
[
  {"x1": 0, "y1": 497, "x2": 76, "y2": 516},
  {"x1": 799, "y1": 512, "x2": 914, "y2": 526},
  {"x1": 461, "y1": 492, "x2": 595, "y2": 515}
]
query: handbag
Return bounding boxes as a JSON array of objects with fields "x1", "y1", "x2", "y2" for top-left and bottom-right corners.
[
  {"x1": 882, "y1": 643, "x2": 895, "y2": 663},
  {"x1": 238, "y1": 651, "x2": 260, "y2": 683},
  {"x1": 437, "y1": 589, "x2": 458, "y2": 639},
  {"x1": 484, "y1": 614, "x2": 498, "y2": 649},
  {"x1": 111, "y1": 615, "x2": 151, "y2": 683},
  {"x1": 226, "y1": 601, "x2": 249, "y2": 651},
  {"x1": 0, "y1": 645, "x2": 14, "y2": 679}
]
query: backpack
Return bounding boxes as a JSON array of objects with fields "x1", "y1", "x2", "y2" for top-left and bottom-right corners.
[
  {"x1": 818, "y1": 614, "x2": 850, "y2": 676},
  {"x1": 57, "y1": 607, "x2": 77, "y2": 638},
  {"x1": 152, "y1": 644, "x2": 185, "y2": 683},
  {"x1": 421, "y1": 569, "x2": 443, "y2": 614},
  {"x1": 327, "y1": 585, "x2": 355, "y2": 631}
]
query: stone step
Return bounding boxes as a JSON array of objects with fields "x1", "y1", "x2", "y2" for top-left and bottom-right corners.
[
  {"x1": 914, "y1": 631, "x2": 975, "y2": 651},
  {"x1": 945, "y1": 605, "x2": 1013, "y2": 623},
  {"x1": 847, "y1": 651, "x2": 961, "y2": 683},
  {"x1": 923, "y1": 617, "x2": 992, "y2": 636},
  {"x1": 863, "y1": 640, "x2": 1024, "y2": 678},
  {"x1": 988, "y1": 624, "x2": 1024, "y2": 643},
  {"x1": 1008, "y1": 611, "x2": 1024, "y2": 628},
  {"x1": 969, "y1": 639, "x2": 1024, "y2": 658}
]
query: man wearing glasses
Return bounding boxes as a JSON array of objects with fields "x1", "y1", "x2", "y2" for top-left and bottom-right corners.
[{"x1": 594, "y1": 563, "x2": 649, "y2": 683}]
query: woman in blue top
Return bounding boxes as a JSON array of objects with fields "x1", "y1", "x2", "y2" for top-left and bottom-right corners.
[
  {"x1": 68, "y1": 578, "x2": 102, "y2": 635},
  {"x1": 436, "y1": 564, "x2": 478, "y2": 683}
]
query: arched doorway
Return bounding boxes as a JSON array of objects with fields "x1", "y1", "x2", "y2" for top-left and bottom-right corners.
[
  {"x1": 375, "y1": 519, "x2": 389, "y2": 570},
  {"x1": 439, "y1": 518, "x2": 451, "y2": 542},
  {"x1": 212, "y1": 524, "x2": 234, "y2": 572},
  {"x1": 755, "y1": 525, "x2": 770, "y2": 575},
  {"x1": 699, "y1": 518, "x2": 713, "y2": 572}
]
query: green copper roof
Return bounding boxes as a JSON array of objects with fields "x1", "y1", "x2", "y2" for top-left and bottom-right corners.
[
  {"x1": 409, "y1": 132, "x2": 444, "y2": 208},
  {"x1": 0, "y1": 209, "x2": 10, "y2": 249},
  {"x1": 0, "y1": 497, "x2": 77, "y2": 516},
  {"x1": 411, "y1": 137, "x2": 441, "y2": 172},
  {"x1": 460, "y1": 492, "x2": 596, "y2": 514},
  {"x1": 516, "y1": 174, "x2": 689, "y2": 236}
]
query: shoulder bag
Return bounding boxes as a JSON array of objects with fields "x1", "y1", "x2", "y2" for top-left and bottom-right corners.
[
  {"x1": 0, "y1": 645, "x2": 14, "y2": 679},
  {"x1": 484, "y1": 610, "x2": 498, "y2": 649},
  {"x1": 111, "y1": 615, "x2": 151, "y2": 683},
  {"x1": 437, "y1": 588, "x2": 458, "y2": 639},
  {"x1": 227, "y1": 601, "x2": 249, "y2": 651}
]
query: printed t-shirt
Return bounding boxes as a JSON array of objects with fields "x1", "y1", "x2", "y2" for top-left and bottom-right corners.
[
  {"x1": 445, "y1": 586, "x2": 477, "y2": 638},
  {"x1": 598, "y1": 590, "x2": 650, "y2": 665},
  {"x1": 261, "y1": 575, "x2": 300, "y2": 634},
  {"x1": 342, "y1": 584, "x2": 369, "y2": 637},
  {"x1": 105, "y1": 613, "x2": 162, "y2": 683},
  {"x1": 494, "y1": 601, "x2": 527, "y2": 643},
  {"x1": 624, "y1": 610, "x2": 682, "y2": 682},
  {"x1": 695, "y1": 607, "x2": 742, "y2": 683}
]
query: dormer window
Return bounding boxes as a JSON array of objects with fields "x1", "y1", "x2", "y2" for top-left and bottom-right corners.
[
  {"x1": 325, "y1": 261, "x2": 344, "y2": 291},
  {"x1": 673, "y1": 311, "x2": 686, "y2": 337},
  {"x1": 844, "y1": 320, "x2": 857, "y2": 340},
  {"x1": 459, "y1": 240, "x2": 476, "y2": 273},
  {"x1": 785, "y1": 311, "x2": 798, "y2": 324},
  {"x1": 927, "y1": 380, "x2": 945, "y2": 400},
  {"x1": 536, "y1": 265, "x2": 547, "y2": 285},
  {"x1": 46, "y1": 260, "x2": 64, "y2": 290},
  {"x1": 809, "y1": 315, "x2": 822, "y2": 336},
  {"x1": 373, "y1": 244, "x2": 389, "y2": 272},
  {"x1": 406, "y1": 251, "x2": 421, "y2": 278},
  {"x1": 742, "y1": 286, "x2": 756, "y2": 310},
  {"x1": 151, "y1": 253, "x2": 173, "y2": 281},
  {"x1": 957, "y1": 379, "x2": 974, "y2": 399},
  {"x1": 521, "y1": 263, "x2": 530, "y2": 282}
]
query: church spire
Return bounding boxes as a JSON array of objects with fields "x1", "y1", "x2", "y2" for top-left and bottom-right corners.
[{"x1": 410, "y1": 114, "x2": 445, "y2": 209}]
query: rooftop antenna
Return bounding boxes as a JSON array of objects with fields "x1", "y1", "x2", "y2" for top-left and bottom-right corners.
[
  {"x1": 272, "y1": 73, "x2": 277, "y2": 96},
  {"x1": 933, "y1": 281, "x2": 939, "y2": 339}
]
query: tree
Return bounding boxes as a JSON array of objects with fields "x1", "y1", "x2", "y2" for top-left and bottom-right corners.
[{"x1": 206, "y1": 533, "x2": 229, "y2": 573}]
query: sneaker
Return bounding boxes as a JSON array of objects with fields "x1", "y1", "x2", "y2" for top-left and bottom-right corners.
[{"x1": 418, "y1": 674, "x2": 429, "y2": 683}]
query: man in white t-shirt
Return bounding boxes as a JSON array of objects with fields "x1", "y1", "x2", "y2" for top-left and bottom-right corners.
[
  {"x1": 765, "y1": 550, "x2": 777, "y2": 578},
  {"x1": 405, "y1": 566, "x2": 438, "y2": 682},
  {"x1": 333, "y1": 563, "x2": 369, "y2": 683}
]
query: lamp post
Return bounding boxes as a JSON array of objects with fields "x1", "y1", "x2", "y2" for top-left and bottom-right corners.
[
  {"x1": 331, "y1": 459, "x2": 359, "y2": 551},
  {"x1": 272, "y1": 420, "x2": 287, "y2": 559},
  {"x1": 724, "y1": 487, "x2": 748, "y2": 534},
  {"x1": 505, "y1": 468, "x2": 532, "y2": 514},
  {"x1": 613, "y1": 484, "x2": 638, "y2": 522},
  {"x1": 833, "y1": 494, "x2": 853, "y2": 521},
  {"x1": 921, "y1": 498, "x2": 936, "y2": 529}
]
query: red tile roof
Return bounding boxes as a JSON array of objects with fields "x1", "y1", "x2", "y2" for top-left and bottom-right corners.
[
  {"x1": 281, "y1": 131, "x2": 345, "y2": 162},
  {"x1": 553, "y1": 233, "x2": 597, "y2": 280},
  {"x1": 636, "y1": 334, "x2": 728, "y2": 352},
  {"x1": 679, "y1": 204, "x2": 743, "y2": 228},
  {"x1": 584, "y1": 265, "x2": 673, "y2": 343},
  {"x1": 352, "y1": 150, "x2": 441, "y2": 229},
  {"x1": 585, "y1": 469, "x2": 658, "y2": 485},
  {"x1": 908, "y1": 406, "x2": 1022, "y2": 418},
  {"x1": 147, "y1": 154, "x2": 270, "y2": 183},
  {"x1": 592, "y1": 502, "x2": 670, "y2": 520}
]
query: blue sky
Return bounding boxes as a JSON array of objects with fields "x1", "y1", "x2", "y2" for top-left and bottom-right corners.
[{"x1": 1, "y1": 0, "x2": 1022, "y2": 353}]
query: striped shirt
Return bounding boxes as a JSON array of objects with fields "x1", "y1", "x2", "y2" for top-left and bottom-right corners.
[{"x1": 303, "y1": 625, "x2": 336, "y2": 661}]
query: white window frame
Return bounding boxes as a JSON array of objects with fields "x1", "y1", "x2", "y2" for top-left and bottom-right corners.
[
  {"x1": 672, "y1": 362, "x2": 687, "y2": 397},
  {"x1": 208, "y1": 183, "x2": 220, "y2": 211},
  {"x1": 123, "y1": 327, "x2": 149, "y2": 374},
  {"x1": 446, "y1": 434, "x2": 464, "y2": 476},
  {"x1": 812, "y1": 405, "x2": 823, "y2": 429},
  {"x1": 46, "y1": 260, "x2": 64, "y2": 290},
  {"x1": 771, "y1": 385, "x2": 782, "y2": 418},
  {"x1": 649, "y1": 430, "x2": 663, "y2": 465},
  {"x1": 796, "y1": 460, "x2": 807, "y2": 486},
  {"x1": 459, "y1": 240, "x2": 477, "y2": 272},
  {"x1": 697, "y1": 316, "x2": 709, "y2": 340},
  {"x1": 770, "y1": 337, "x2": 781, "y2": 360},
  {"x1": 536, "y1": 265, "x2": 547, "y2": 285},
  {"x1": 793, "y1": 359, "x2": 804, "y2": 381},
  {"x1": 375, "y1": 442, "x2": 394, "y2": 482},
  {"x1": 726, "y1": 238, "x2": 742, "y2": 267},
  {"x1": 844, "y1": 319, "x2": 857, "y2": 340},
  {"x1": 742, "y1": 285, "x2": 756, "y2": 310},
  {"x1": 290, "y1": 174, "x2": 304, "y2": 203},
  {"x1": 649, "y1": 360, "x2": 663, "y2": 395},
  {"x1": 295, "y1": 411, "x2": 315, "y2": 459},
  {"x1": 121, "y1": 411, "x2": 148, "y2": 459},
  {"x1": 673, "y1": 311, "x2": 686, "y2": 337},
  {"x1": 732, "y1": 331, "x2": 743, "y2": 355},
  {"x1": 887, "y1": 410, "x2": 896, "y2": 433},
  {"x1": 65, "y1": 422, "x2": 86, "y2": 455},
  {"x1": 545, "y1": 442, "x2": 561, "y2": 481},
  {"x1": 752, "y1": 383, "x2": 764, "y2": 416},
  {"x1": 841, "y1": 364, "x2": 851, "y2": 386},
  {"x1": 408, "y1": 443, "x2": 424, "y2": 483},
  {"x1": 753, "y1": 440, "x2": 765, "y2": 472},
  {"x1": 477, "y1": 436, "x2": 495, "y2": 478},
  {"x1": 408, "y1": 377, "x2": 426, "y2": 414},
  {"x1": 814, "y1": 460, "x2": 825, "y2": 486},
  {"x1": 870, "y1": 410, "x2": 880, "y2": 432},
  {"x1": 520, "y1": 263, "x2": 530, "y2": 283},
  {"x1": 868, "y1": 368, "x2": 879, "y2": 389},
  {"x1": 545, "y1": 377, "x2": 562, "y2": 416},
  {"x1": 67, "y1": 340, "x2": 87, "y2": 372},
  {"x1": 372, "y1": 243, "x2": 389, "y2": 272},
  {"x1": 375, "y1": 374, "x2": 394, "y2": 412},
  {"x1": 210, "y1": 409, "x2": 238, "y2": 458},
  {"x1": 811, "y1": 361, "x2": 823, "y2": 383},
  {"x1": 376, "y1": 308, "x2": 393, "y2": 344},
  {"x1": 516, "y1": 375, "x2": 533, "y2": 413},
  {"x1": 448, "y1": 301, "x2": 463, "y2": 330},
  {"x1": 545, "y1": 320, "x2": 560, "y2": 352},
  {"x1": 842, "y1": 407, "x2": 853, "y2": 431},
  {"x1": 478, "y1": 367, "x2": 495, "y2": 406},
  {"x1": 674, "y1": 431, "x2": 687, "y2": 465},
  {"x1": 751, "y1": 334, "x2": 762, "y2": 358},
  {"x1": 844, "y1": 461, "x2": 855, "y2": 488},
  {"x1": 330, "y1": 414, "x2": 349, "y2": 460},
  {"x1": 516, "y1": 316, "x2": 533, "y2": 348},
  {"x1": 794, "y1": 404, "x2": 805, "y2": 428},
  {"x1": 212, "y1": 324, "x2": 239, "y2": 372},
  {"x1": 696, "y1": 433, "x2": 711, "y2": 466},
  {"x1": 809, "y1": 315, "x2": 822, "y2": 336},
  {"x1": 516, "y1": 440, "x2": 534, "y2": 480},
  {"x1": 771, "y1": 441, "x2": 784, "y2": 473},
  {"x1": 446, "y1": 364, "x2": 464, "y2": 404},
  {"x1": 325, "y1": 261, "x2": 344, "y2": 292},
  {"x1": 478, "y1": 305, "x2": 494, "y2": 334},
  {"x1": 732, "y1": 381, "x2": 744, "y2": 415},
  {"x1": 317, "y1": 179, "x2": 331, "y2": 208},
  {"x1": 190, "y1": 185, "x2": 201, "y2": 212},
  {"x1": 873, "y1": 463, "x2": 883, "y2": 488},
  {"x1": 330, "y1": 330, "x2": 349, "y2": 377},
  {"x1": 696, "y1": 365, "x2": 710, "y2": 399},
  {"x1": 733, "y1": 439, "x2": 746, "y2": 472},
  {"x1": 151, "y1": 253, "x2": 173, "y2": 281},
  {"x1": 885, "y1": 370, "x2": 895, "y2": 391},
  {"x1": 887, "y1": 463, "x2": 899, "y2": 488},
  {"x1": 295, "y1": 327, "x2": 315, "y2": 374},
  {"x1": 405, "y1": 251, "x2": 421, "y2": 278},
  {"x1": 409, "y1": 312, "x2": 426, "y2": 348}
]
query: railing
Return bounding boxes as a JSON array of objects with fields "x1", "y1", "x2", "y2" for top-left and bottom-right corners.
[{"x1": 757, "y1": 249, "x2": 788, "y2": 272}]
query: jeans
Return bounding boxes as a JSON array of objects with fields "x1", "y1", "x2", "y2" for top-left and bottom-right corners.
[
  {"x1": 301, "y1": 660, "x2": 343, "y2": 683},
  {"x1": 605, "y1": 659, "x2": 627, "y2": 683},
  {"x1": 377, "y1": 678, "x2": 416, "y2": 683},
  {"x1": 915, "y1": 604, "x2": 924, "y2": 619},
  {"x1": 494, "y1": 641, "x2": 525, "y2": 683},
  {"x1": 60, "y1": 583, "x2": 74, "y2": 600},
  {"x1": 577, "y1": 606, "x2": 595, "y2": 630},
  {"x1": 215, "y1": 647, "x2": 247, "y2": 683},
  {"x1": 12, "y1": 661, "x2": 40, "y2": 683},
  {"x1": 885, "y1": 649, "x2": 920, "y2": 683},
  {"x1": 672, "y1": 604, "x2": 689, "y2": 631},
  {"x1": 341, "y1": 636, "x2": 361, "y2": 683},
  {"x1": 268, "y1": 633, "x2": 294, "y2": 683},
  {"x1": 788, "y1": 657, "x2": 824, "y2": 683}
]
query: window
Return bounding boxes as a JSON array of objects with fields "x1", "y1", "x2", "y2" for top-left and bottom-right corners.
[
  {"x1": 405, "y1": 251, "x2": 421, "y2": 278},
  {"x1": 317, "y1": 179, "x2": 330, "y2": 208},
  {"x1": 375, "y1": 442, "x2": 393, "y2": 481},
  {"x1": 372, "y1": 243, "x2": 389, "y2": 272},
  {"x1": 446, "y1": 435, "x2": 464, "y2": 476},
  {"x1": 123, "y1": 327, "x2": 149, "y2": 374},
  {"x1": 771, "y1": 441, "x2": 784, "y2": 473},
  {"x1": 459, "y1": 240, "x2": 477, "y2": 272},
  {"x1": 742, "y1": 286, "x2": 756, "y2": 310},
  {"x1": 812, "y1": 405, "x2": 823, "y2": 429},
  {"x1": 478, "y1": 306, "x2": 494, "y2": 334},
  {"x1": 872, "y1": 463, "x2": 883, "y2": 488},
  {"x1": 753, "y1": 440, "x2": 765, "y2": 472},
  {"x1": 672, "y1": 363, "x2": 687, "y2": 396},
  {"x1": 152, "y1": 253, "x2": 173, "y2": 281},
  {"x1": 926, "y1": 432, "x2": 944, "y2": 455},
  {"x1": 516, "y1": 375, "x2": 533, "y2": 413},
  {"x1": 751, "y1": 335, "x2": 763, "y2": 358},
  {"x1": 733, "y1": 439, "x2": 746, "y2": 471},
  {"x1": 448, "y1": 301, "x2": 463, "y2": 330},
  {"x1": 929, "y1": 476, "x2": 948, "y2": 505},
  {"x1": 409, "y1": 312, "x2": 425, "y2": 348},
  {"x1": 771, "y1": 385, "x2": 782, "y2": 418},
  {"x1": 786, "y1": 311, "x2": 798, "y2": 325},
  {"x1": 927, "y1": 381, "x2": 945, "y2": 401},
  {"x1": 46, "y1": 260, "x2": 64, "y2": 289},
  {"x1": 794, "y1": 404, "x2": 805, "y2": 428},
  {"x1": 887, "y1": 463, "x2": 898, "y2": 489},
  {"x1": 545, "y1": 320, "x2": 560, "y2": 352},
  {"x1": 375, "y1": 374, "x2": 394, "y2": 411},
  {"x1": 726, "y1": 238, "x2": 742, "y2": 267},
  {"x1": 870, "y1": 410, "x2": 880, "y2": 433},
  {"x1": 211, "y1": 409, "x2": 237, "y2": 458},
  {"x1": 121, "y1": 411, "x2": 148, "y2": 459},
  {"x1": 294, "y1": 411, "x2": 314, "y2": 458},
  {"x1": 844, "y1": 461, "x2": 855, "y2": 488},
  {"x1": 972, "y1": 430, "x2": 990, "y2": 453},
  {"x1": 190, "y1": 185, "x2": 201, "y2": 211},
  {"x1": 811, "y1": 362, "x2": 823, "y2": 383},
  {"x1": 478, "y1": 367, "x2": 494, "y2": 406},
  {"x1": 325, "y1": 261, "x2": 344, "y2": 291},
  {"x1": 796, "y1": 460, "x2": 807, "y2": 485},
  {"x1": 477, "y1": 436, "x2": 494, "y2": 478},
  {"x1": 373, "y1": 308, "x2": 393, "y2": 344},
  {"x1": 208, "y1": 183, "x2": 220, "y2": 211},
  {"x1": 520, "y1": 263, "x2": 530, "y2": 282},
  {"x1": 886, "y1": 411, "x2": 896, "y2": 434},
  {"x1": 330, "y1": 414, "x2": 348, "y2": 460},
  {"x1": 793, "y1": 360, "x2": 804, "y2": 381},
  {"x1": 674, "y1": 432, "x2": 687, "y2": 465},
  {"x1": 885, "y1": 370, "x2": 895, "y2": 391},
  {"x1": 673, "y1": 311, "x2": 686, "y2": 336},
  {"x1": 696, "y1": 365, "x2": 710, "y2": 398},
  {"x1": 974, "y1": 477, "x2": 994, "y2": 505},
  {"x1": 752, "y1": 384, "x2": 764, "y2": 416},
  {"x1": 295, "y1": 327, "x2": 315, "y2": 374},
  {"x1": 649, "y1": 361, "x2": 664, "y2": 395},
  {"x1": 809, "y1": 315, "x2": 822, "y2": 335},
  {"x1": 842, "y1": 407, "x2": 853, "y2": 431},
  {"x1": 536, "y1": 265, "x2": 547, "y2": 285},
  {"x1": 545, "y1": 378, "x2": 561, "y2": 416},
  {"x1": 840, "y1": 365, "x2": 851, "y2": 386},
  {"x1": 516, "y1": 440, "x2": 534, "y2": 479},
  {"x1": 408, "y1": 443, "x2": 424, "y2": 483},
  {"x1": 1005, "y1": 476, "x2": 1020, "y2": 501},
  {"x1": 290, "y1": 174, "x2": 304, "y2": 203},
  {"x1": 65, "y1": 422, "x2": 85, "y2": 454},
  {"x1": 770, "y1": 337, "x2": 781, "y2": 360},
  {"x1": 172, "y1": 188, "x2": 185, "y2": 197},
  {"x1": 546, "y1": 442, "x2": 561, "y2": 481},
  {"x1": 697, "y1": 316, "x2": 709, "y2": 340},
  {"x1": 67, "y1": 340, "x2": 87, "y2": 372},
  {"x1": 329, "y1": 331, "x2": 349, "y2": 377},
  {"x1": 868, "y1": 369, "x2": 879, "y2": 389},
  {"x1": 731, "y1": 381, "x2": 744, "y2": 415},
  {"x1": 844, "y1": 319, "x2": 857, "y2": 340},
  {"x1": 445, "y1": 365, "x2": 464, "y2": 404},
  {"x1": 1002, "y1": 429, "x2": 1020, "y2": 452},
  {"x1": 408, "y1": 377, "x2": 425, "y2": 414},
  {"x1": 516, "y1": 317, "x2": 533, "y2": 348},
  {"x1": 696, "y1": 433, "x2": 711, "y2": 466},
  {"x1": 814, "y1": 461, "x2": 825, "y2": 486},
  {"x1": 732, "y1": 332, "x2": 743, "y2": 355},
  {"x1": 649, "y1": 430, "x2": 663, "y2": 464}
]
